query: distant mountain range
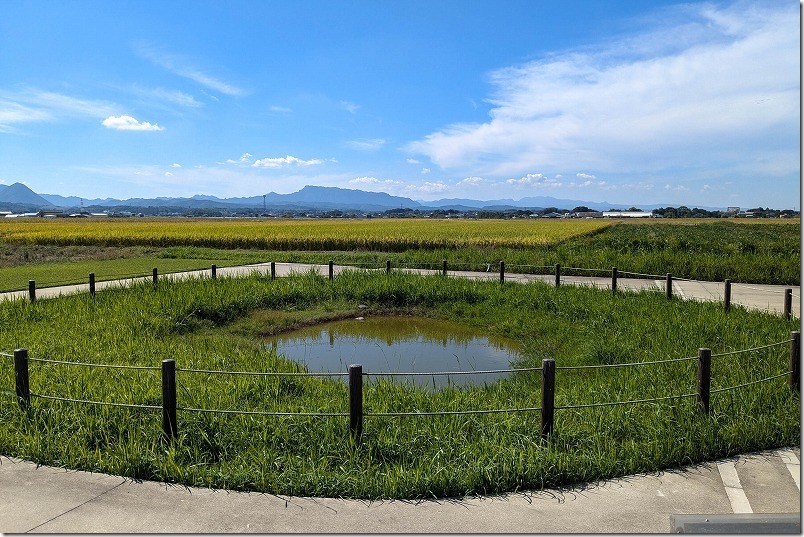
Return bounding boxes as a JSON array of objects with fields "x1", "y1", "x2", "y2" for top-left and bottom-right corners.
[{"x1": 0, "y1": 182, "x2": 723, "y2": 213}]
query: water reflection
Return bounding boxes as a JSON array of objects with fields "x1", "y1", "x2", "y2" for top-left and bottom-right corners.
[{"x1": 264, "y1": 316, "x2": 520, "y2": 387}]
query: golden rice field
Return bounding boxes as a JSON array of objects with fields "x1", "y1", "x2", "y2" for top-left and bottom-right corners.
[{"x1": 0, "y1": 218, "x2": 611, "y2": 251}]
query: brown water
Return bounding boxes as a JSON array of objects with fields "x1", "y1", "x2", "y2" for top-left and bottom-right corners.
[{"x1": 264, "y1": 316, "x2": 521, "y2": 387}]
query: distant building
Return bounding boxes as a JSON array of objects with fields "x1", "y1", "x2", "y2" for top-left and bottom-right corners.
[
  {"x1": 573, "y1": 211, "x2": 603, "y2": 218},
  {"x1": 603, "y1": 211, "x2": 653, "y2": 218},
  {"x1": 37, "y1": 210, "x2": 65, "y2": 218}
]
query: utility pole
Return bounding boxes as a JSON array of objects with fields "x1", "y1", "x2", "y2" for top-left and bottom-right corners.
[{"x1": 263, "y1": 194, "x2": 266, "y2": 212}]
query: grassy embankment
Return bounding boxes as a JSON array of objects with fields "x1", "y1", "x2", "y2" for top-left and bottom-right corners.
[
  {"x1": 0, "y1": 269, "x2": 798, "y2": 498},
  {"x1": 0, "y1": 219, "x2": 799, "y2": 291}
]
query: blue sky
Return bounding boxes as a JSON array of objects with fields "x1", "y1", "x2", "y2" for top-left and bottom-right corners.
[{"x1": 0, "y1": 0, "x2": 799, "y2": 208}]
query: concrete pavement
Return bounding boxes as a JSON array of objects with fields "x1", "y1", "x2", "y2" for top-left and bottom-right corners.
[{"x1": 1, "y1": 448, "x2": 799, "y2": 533}]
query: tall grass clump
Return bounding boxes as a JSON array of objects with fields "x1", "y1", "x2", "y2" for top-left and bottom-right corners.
[{"x1": 0, "y1": 269, "x2": 798, "y2": 498}]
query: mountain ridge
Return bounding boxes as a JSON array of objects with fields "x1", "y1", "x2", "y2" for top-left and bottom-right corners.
[{"x1": 0, "y1": 181, "x2": 730, "y2": 212}]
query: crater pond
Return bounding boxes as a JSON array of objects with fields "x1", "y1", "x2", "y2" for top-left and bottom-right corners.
[{"x1": 264, "y1": 316, "x2": 522, "y2": 387}]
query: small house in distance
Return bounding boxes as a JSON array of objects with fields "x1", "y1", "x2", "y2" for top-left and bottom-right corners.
[{"x1": 603, "y1": 211, "x2": 653, "y2": 218}]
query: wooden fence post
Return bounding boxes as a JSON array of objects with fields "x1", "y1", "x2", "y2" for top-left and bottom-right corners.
[
  {"x1": 784, "y1": 288, "x2": 792, "y2": 320},
  {"x1": 28, "y1": 280, "x2": 35, "y2": 302},
  {"x1": 499, "y1": 261, "x2": 505, "y2": 285},
  {"x1": 611, "y1": 267, "x2": 617, "y2": 295},
  {"x1": 349, "y1": 364, "x2": 363, "y2": 444},
  {"x1": 790, "y1": 331, "x2": 800, "y2": 392},
  {"x1": 697, "y1": 348, "x2": 711, "y2": 414},
  {"x1": 666, "y1": 273, "x2": 673, "y2": 300},
  {"x1": 442, "y1": 259, "x2": 448, "y2": 276},
  {"x1": 270, "y1": 261, "x2": 276, "y2": 280},
  {"x1": 89, "y1": 273, "x2": 96, "y2": 296},
  {"x1": 386, "y1": 260, "x2": 391, "y2": 274},
  {"x1": 211, "y1": 264, "x2": 217, "y2": 280},
  {"x1": 161, "y1": 359, "x2": 177, "y2": 440},
  {"x1": 554, "y1": 264, "x2": 561, "y2": 288},
  {"x1": 541, "y1": 358, "x2": 555, "y2": 438},
  {"x1": 329, "y1": 260, "x2": 334, "y2": 280},
  {"x1": 14, "y1": 348, "x2": 30, "y2": 410},
  {"x1": 152, "y1": 267, "x2": 158, "y2": 286},
  {"x1": 724, "y1": 279, "x2": 731, "y2": 313}
]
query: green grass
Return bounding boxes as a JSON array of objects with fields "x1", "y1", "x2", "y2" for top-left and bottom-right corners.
[{"x1": 0, "y1": 270, "x2": 798, "y2": 498}]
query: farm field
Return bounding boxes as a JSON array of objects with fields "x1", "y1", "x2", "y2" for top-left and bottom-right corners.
[
  {"x1": 0, "y1": 218, "x2": 799, "y2": 288},
  {"x1": 0, "y1": 270, "x2": 799, "y2": 499}
]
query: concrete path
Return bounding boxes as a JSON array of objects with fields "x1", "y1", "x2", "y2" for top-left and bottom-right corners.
[
  {"x1": 3, "y1": 261, "x2": 800, "y2": 318},
  {"x1": 1, "y1": 448, "x2": 799, "y2": 533}
]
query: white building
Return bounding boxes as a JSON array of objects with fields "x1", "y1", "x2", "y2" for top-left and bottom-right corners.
[{"x1": 603, "y1": 211, "x2": 654, "y2": 218}]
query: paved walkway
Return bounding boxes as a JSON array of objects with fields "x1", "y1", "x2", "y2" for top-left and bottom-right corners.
[
  {"x1": 2, "y1": 261, "x2": 800, "y2": 318},
  {"x1": 1, "y1": 448, "x2": 800, "y2": 533},
  {"x1": 1, "y1": 263, "x2": 800, "y2": 533}
]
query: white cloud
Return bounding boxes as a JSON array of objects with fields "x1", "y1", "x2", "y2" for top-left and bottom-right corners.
[
  {"x1": 406, "y1": 158, "x2": 420, "y2": 165},
  {"x1": 664, "y1": 184, "x2": 690, "y2": 192},
  {"x1": 345, "y1": 138, "x2": 385, "y2": 151},
  {"x1": 171, "y1": 163, "x2": 182, "y2": 168},
  {"x1": 421, "y1": 168, "x2": 430, "y2": 175},
  {"x1": 0, "y1": 89, "x2": 118, "y2": 131},
  {"x1": 351, "y1": 176, "x2": 380, "y2": 184},
  {"x1": 0, "y1": 101, "x2": 52, "y2": 129},
  {"x1": 226, "y1": 153, "x2": 253, "y2": 165},
  {"x1": 407, "y1": 2, "x2": 799, "y2": 182},
  {"x1": 406, "y1": 181, "x2": 449, "y2": 194},
  {"x1": 149, "y1": 88, "x2": 203, "y2": 108},
  {"x1": 576, "y1": 173, "x2": 596, "y2": 180},
  {"x1": 350, "y1": 176, "x2": 403, "y2": 187},
  {"x1": 456, "y1": 176, "x2": 485, "y2": 186},
  {"x1": 252, "y1": 155, "x2": 324, "y2": 168},
  {"x1": 340, "y1": 101, "x2": 360, "y2": 114},
  {"x1": 134, "y1": 41, "x2": 245, "y2": 97},
  {"x1": 269, "y1": 105, "x2": 293, "y2": 113},
  {"x1": 102, "y1": 115, "x2": 164, "y2": 131}
]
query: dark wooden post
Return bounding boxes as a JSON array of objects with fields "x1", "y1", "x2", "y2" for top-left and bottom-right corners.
[
  {"x1": 790, "y1": 331, "x2": 800, "y2": 392},
  {"x1": 270, "y1": 261, "x2": 276, "y2": 280},
  {"x1": 161, "y1": 359, "x2": 177, "y2": 440},
  {"x1": 89, "y1": 273, "x2": 96, "y2": 296},
  {"x1": 541, "y1": 358, "x2": 555, "y2": 438},
  {"x1": 386, "y1": 260, "x2": 391, "y2": 274},
  {"x1": 442, "y1": 259, "x2": 447, "y2": 276},
  {"x1": 554, "y1": 264, "x2": 561, "y2": 287},
  {"x1": 499, "y1": 261, "x2": 505, "y2": 285},
  {"x1": 784, "y1": 288, "x2": 792, "y2": 320},
  {"x1": 14, "y1": 348, "x2": 30, "y2": 410},
  {"x1": 611, "y1": 267, "x2": 618, "y2": 295},
  {"x1": 349, "y1": 364, "x2": 363, "y2": 443},
  {"x1": 724, "y1": 279, "x2": 731, "y2": 313},
  {"x1": 666, "y1": 273, "x2": 673, "y2": 300},
  {"x1": 28, "y1": 280, "x2": 35, "y2": 302},
  {"x1": 697, "y1": 348, "x2": 711, "y2": 414},
  {"x1": 152, "y1": 267, "x2": 158, "y2": 286},
  {"x1": 329, "y1": 260, "x2": 334, "y2": 280},
  {"x1": 211, "y1": 264, "x2": 217, "y2": 280}
]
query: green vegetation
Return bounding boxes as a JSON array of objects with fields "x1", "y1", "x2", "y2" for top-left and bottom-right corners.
[
  {"x1": 0, "y1": 270, "x2": 798, "y2": 499},
  {"x1": 0, "y1": 220, "x2": 798, "y2": 288}
]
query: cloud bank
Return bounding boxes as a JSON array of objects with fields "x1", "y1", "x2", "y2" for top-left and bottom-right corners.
[{"x1": 407, "y1": 2, "x2": 799, "y2": 182}]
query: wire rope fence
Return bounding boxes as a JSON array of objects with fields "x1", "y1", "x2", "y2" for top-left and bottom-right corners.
[
  {"x1": 4, "y1": 259, "x2": 799, "y2": 320},
  {"x1": 3, "y1": 331, "x2": 799, "y2": 444}
]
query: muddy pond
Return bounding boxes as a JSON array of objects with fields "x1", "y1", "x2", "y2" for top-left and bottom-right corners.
[{"x1": 265, "y1": 316, "x2": 521, "y2": 387}]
